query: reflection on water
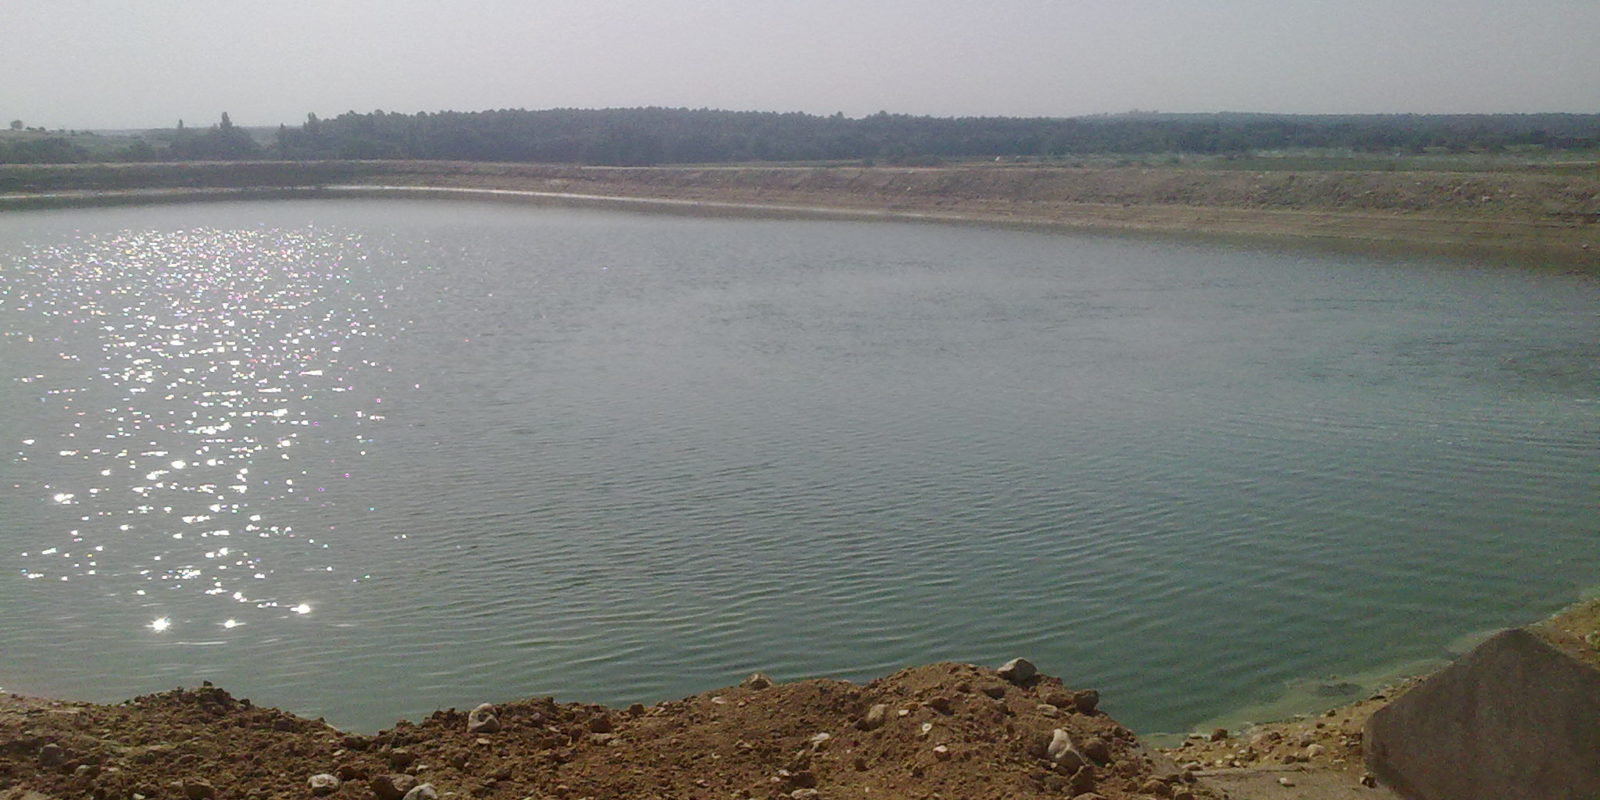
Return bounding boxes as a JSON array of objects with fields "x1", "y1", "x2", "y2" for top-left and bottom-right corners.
[
  {"x1": 0, "y1": 200, "x2": 1596, "y2": 736},
  {"x1": 2, "y1": 226, "x2": 388, "y2": 628}
]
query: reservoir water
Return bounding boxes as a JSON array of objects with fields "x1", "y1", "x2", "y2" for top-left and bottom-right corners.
[{"x1": 0, "y1": 197, "x2": 1595, "y2": 736}]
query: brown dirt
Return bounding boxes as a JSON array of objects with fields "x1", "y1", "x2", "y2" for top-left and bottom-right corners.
[
  {"x1": 2, "y1": 603, "x2": 1595, "y2": 800},
  {"x1": 2, "y1": 662, "x2": 1220, "y2": 800}
]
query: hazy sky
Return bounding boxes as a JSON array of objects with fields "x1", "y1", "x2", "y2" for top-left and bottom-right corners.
[{"x1": 7, "y1": 0, "x2": 1599, "y2": 129}]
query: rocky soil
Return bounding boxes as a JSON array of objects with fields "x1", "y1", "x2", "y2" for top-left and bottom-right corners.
[
  {"x1": 2, "y1": 661, "x2": 1221, "y2": 800},
  {"x1": 1159, "y1": 680, "x2": 1415, "y2": 798},
  {"x1": 7, "y1": 601, "x2": 1598, "y2": 799}
]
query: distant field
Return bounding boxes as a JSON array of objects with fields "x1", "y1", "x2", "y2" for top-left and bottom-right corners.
[
  {"x1": 636, "y1": 150, "x2": 1600, "y2": 175},
  {"x1": 935, "y1": 149, "x2": 1600, "y2": 175},
  {"x1": 0, "y1": 129, "x2": 146, "y2": 157},
  {"x1": 2, "y1": 160, "x2": 1595, "y2": 262},
  {"x1": 3, "y1": 122, "x2": 1596, "y2": 176}
]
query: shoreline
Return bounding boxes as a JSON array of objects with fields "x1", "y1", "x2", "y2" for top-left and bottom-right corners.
[
  {"x1": 4, "y1": 598, "x2": 1595, "y2": 799},
  {"x1": 2, "y1": 162, "x2": 1597, "y2": 796},
  {"x1": 1, "y1": 160, "x2": 1596, "y2": 269}
]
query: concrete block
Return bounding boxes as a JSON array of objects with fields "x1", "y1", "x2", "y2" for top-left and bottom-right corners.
[{"x1": 1364, "y1": 627, "x2": 1600, "y2": 800}]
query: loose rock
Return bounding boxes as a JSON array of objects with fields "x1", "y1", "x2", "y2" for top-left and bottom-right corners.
[
  {"x1": 1069, "y1": 765, "x2": 1097, "y2": 793},
  {"x1": 741, "y1": 673, "x2": 773, "y2": 690},
  {"x1": 182, "y1": 779, "x2": 216, "y2": 800},
  {"x1": 37, "y1": 742, "x2": 66, "y2": 767},
  {"x1": 402, "y1": 783, "x2": 439, "y2": 800},
  {"x1": 372, "y1": 773, "x2": 418, "y2": 800},
  {"x1": 1080, "y1": 736, "x2": 1112, "y2": 764},
  {"x1": 997, "y1": 658, "x2": 1037, "y2": 684},
  {"x1": 1072, "y1": 689, "x2": 1100, "y2": 714},
  {"x1": 1047, "y1": 729, "x2": 1087, "y2": 771},
  {"x1": 856, "y1": 703, "x2": 889, "y2": 731},
  {"x1": 308, "y1": 774, "x2": 341, "y2": 796},
  {"x1": 1141, "y1": 777, "x2": 1172, "y2": 797},
  {"x1": 467, "y1": 702, "x2": 500, "y2": 734}
]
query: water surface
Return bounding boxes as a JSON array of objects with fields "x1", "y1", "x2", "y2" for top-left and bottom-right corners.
[{"x1": 1, "y1": 198, "x2": 1594, "y2": 734}]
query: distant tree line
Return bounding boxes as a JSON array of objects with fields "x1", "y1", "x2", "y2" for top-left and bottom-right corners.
[{"x1": 4, "y1": 108, "x2": 1599, "y2": 166}]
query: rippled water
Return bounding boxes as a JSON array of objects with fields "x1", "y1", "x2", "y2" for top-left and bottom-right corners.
[{"x1": 1, "y1": 198, "x2": 1595, "y2": 735}]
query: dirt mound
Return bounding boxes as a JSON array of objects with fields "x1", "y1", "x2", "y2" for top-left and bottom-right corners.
[{"x1": 2, "y1": 662, "x2": 1219, "y2": 800}]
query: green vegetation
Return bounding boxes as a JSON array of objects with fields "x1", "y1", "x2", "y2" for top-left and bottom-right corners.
[{"x1": 3, "y1": 109, "x2": 1599, "y2": 168}]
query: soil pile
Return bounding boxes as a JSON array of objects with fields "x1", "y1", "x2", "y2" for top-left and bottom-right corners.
[{"x1": 2, "y1": 662, "x2": 1219, "y2": 800}]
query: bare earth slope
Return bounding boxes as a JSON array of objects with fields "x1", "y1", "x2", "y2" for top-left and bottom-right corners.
[
  {"x1": 2, "y1": 161, "x2": 1596, "y2": 261},
  {"x1": 2, "y1": 663, "x2": 1218, "y2": 800}
]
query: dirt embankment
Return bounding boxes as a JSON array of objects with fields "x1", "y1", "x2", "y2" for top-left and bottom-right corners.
[
  {"x1": 2, "y1": 661, "x2": 1216, "y2": 800},
  {"x1": 6, "y1": 603, "x2": 1596, "y2": 799},
  {"x1": 2, "y1": 161, "x2": 1597, "y2": 259}
]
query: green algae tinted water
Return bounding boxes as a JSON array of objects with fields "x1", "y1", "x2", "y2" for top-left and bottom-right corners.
[{"x1": 0, "y1": 198, "x2": 1595, "y2": 735}]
